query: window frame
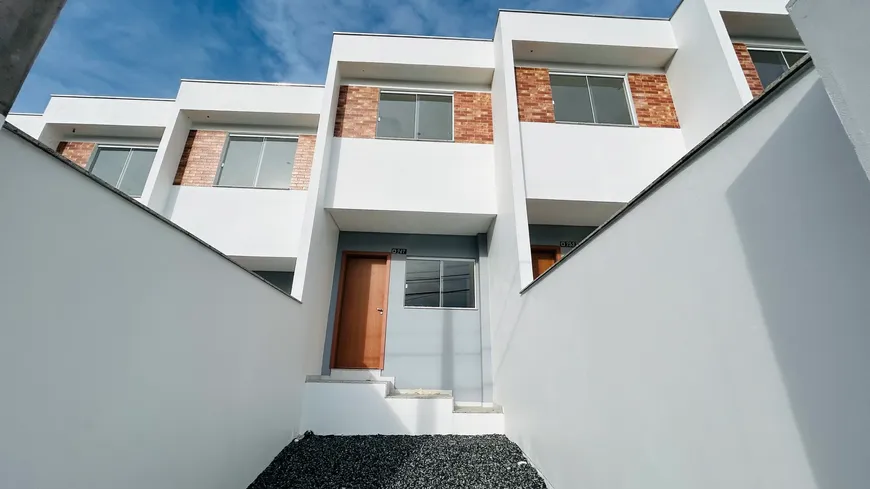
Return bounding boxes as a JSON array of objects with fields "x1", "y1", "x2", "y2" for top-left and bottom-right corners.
[
  {"x1": 376, "y1": 90, "x2": 455, "y2": 143},
  {"x1": 403, "y1": 257, "x2": 478, "y2": 310},
  {"x1": 746, "y1": 47, "x2": 810, "y2": 89},
  {"x1": 213, "y1": 133, "x2": 300, "y2": 190},
  {"x1": 746, "y1": 47, "x2": 809, "y2": 69},
  {"x1": 86, "y1": 144, "x2": 159, "y2": 198},
  {"x1": 548, "y1": 71, "x2": 638, "y2": 127}
]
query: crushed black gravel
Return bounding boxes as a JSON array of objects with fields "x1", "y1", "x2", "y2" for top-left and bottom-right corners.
[{"x1": 248, "y1": 433, "x2": 547, "y2": 489}]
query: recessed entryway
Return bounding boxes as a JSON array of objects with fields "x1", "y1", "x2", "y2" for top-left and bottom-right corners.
[{"x1": 331, "y1": 252, "x2": 391, "y2": 369}]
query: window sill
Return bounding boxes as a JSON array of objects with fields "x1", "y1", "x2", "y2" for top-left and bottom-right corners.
[
  {"x1": 375, "y1": 136, "x2": 455, "y2": 143},
  {"x1": 552, "y1": 120, "x2": 639, "y2": 128},
  {"x1": 212, "y1": 184, "x2": 296, "y2": 191},
  {"x1": 404, "y1": 306, "x2": 479, "y2": 311}
]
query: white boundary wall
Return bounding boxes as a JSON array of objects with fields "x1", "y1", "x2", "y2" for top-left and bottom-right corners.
[
  {"x1": 0, "y1": 129, "x2": 309, "y2": 489},
  {"x1": 789, "y1": 0, "x2": 870, "y2": 182},
  {"x1": 493, "y1": 67, "x2": 870, "y2": 489}
]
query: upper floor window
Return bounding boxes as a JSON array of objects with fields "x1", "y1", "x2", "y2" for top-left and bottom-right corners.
[
  {"x1": 216, "y1": 135, "x2": 297, "y2": 189},
  {"x1": 404, "y1": 258, "x2": 475, "y2": 309},
  {"x1": 549, "y1": 73, "x2": 634, "y2": 126},
  {"x1": 377, "y1": 91, "x2": 453, "y2": 141},
  {"x1": 748, "y1": 48, "x2": 808, "y2": 88},
  {"x1": 89, "y1": 146, "x2": 157, "y2": 198}
]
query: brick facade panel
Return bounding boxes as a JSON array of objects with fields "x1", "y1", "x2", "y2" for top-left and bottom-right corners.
[
  {"x1": 173, "y1": 130, "x2": 227, "y2": 186},
  {"x1": 733, "y1": 43, "x2": 765, "y2": 97},
  {"x1": 515, "y1": 67, "x2": 555, "y2": 123},
  {"x1": 290, "y1": 135, "x2": 317, "y2": 190},
  {"x1": 627, "y1": 73, "x2": 681, "y2": 129},
  {"x1": 56, "y1": 141, "x2": 95, "y2": 168},
  {"x1": 453, "y1": 91, "x2": 493, "y2": 144},
  {"x1": 334, "y1": 86, "x2": 379, "y2": 138}
]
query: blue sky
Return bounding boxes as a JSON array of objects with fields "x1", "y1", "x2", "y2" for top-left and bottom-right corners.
[{"x1": 13, "y1": 0, "x2": 680, "y2": 113}]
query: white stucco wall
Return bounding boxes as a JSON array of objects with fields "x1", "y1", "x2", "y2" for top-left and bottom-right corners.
[
  {"x1": 495, "y1": 67, "x2": 870, "y2": 489},
  {"x1": 331, "y1": 34, "x2": 494, "y2": 70},
  {"x1": 0, "y1": 128, "x2": 309, "y2": 489},
  {"x1": 486, "y1": 24, "x2": 536, "y2": 413},
  {"x1": 521, "y1": 123, "x2": 685, "y2": 203},
  {"x1": 5, "y1": 113, "x2": 45, "y2": 139},
  {"x1": 176, "y1": 81, "x2": 323, "y2": 116},
  {"x1": 668, "y1": 0, "x2": 753, "y2": 148},
  {"x1": 139, "y1": 112, "x2": 192, "y2": 215},
  {"x1": 789, "y1": 0, "x2": 870, "y2": 182},
  {"x1": 326, "y1": 138, "x2": 496, "y2": 215},
  {"x1": 290, "y1": 54, "x2": 343, "y2": 374},
  {"x1": 165, "y1": 186, "x2": 307, "y2": 268},
  {"x1": 42, "y1": 95, "x2": 176, "y2": 129},
  {"x1": 498, "y1": 11, "x2": 676, "y2": 49}
]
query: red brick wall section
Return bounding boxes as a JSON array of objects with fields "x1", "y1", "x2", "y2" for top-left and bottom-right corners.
[
  {"x1": 453, "y1": 92, "x2": 493, "y2": 144},
  {"x1": 290, "y1": 135, "x2": 316, "y2": 190},
  {"x1": 627, "y1": 74, "x2": 681, "y2": 129},
  {"x1": 56, "y1": 142, "x2": 95, "y2": 168},
  {"x1": 334, "y1": 85, "x2": 379, "y2": 138},
  {"x1": 733, "y1": 43, "x2": 765, "y2": 97},
  {"x1": 515, "y1": 67, "x2": 555, "y2": 123},
  {"x1": 173, "y1": 130, "x2": 228, "y2": 186}
]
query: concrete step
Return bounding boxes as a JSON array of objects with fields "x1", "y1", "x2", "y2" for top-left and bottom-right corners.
[
  {"x1": 454, "y1": 405, "x2": 503, "y2": 414},
  {"x1": 300, "y1": 381, "x2": 504, "y2": 435},
  {"x1": 388, "y1": 388, "x2": 453, "y2": 399}
]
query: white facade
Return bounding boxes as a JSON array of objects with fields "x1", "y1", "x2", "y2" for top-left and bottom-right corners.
[
  {"x1": 5, "y1": 0, "x2": 799, "y2": 279},
  {"x1": 9, "y1": 1, "x2": 868, "y2": 488}
]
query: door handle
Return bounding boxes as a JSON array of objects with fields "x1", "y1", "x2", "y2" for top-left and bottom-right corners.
[{"x1": 376, "y1": 308, "x2": 384, "y2": 314}]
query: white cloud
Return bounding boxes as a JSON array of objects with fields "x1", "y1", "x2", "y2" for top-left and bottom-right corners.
[
  {"x1": 242, "y1": 0, "x2": 666, "y2": 84},
  {"x1": 14, "y1": 0, "x2": 676, "y2": 112}
]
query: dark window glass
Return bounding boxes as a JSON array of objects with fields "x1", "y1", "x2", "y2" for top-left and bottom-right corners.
[
  {"x1": 90, "y1": 148, "x2": 128, "y2": 188},
  {"x1": 377, "y1": 93, "x2": 416, "y2": 139},
  {"x1": 404, "y1": 259, "x2": 475, "y2": 308},
  {"x1": 749, "y1": 49, "x2": 790, "y2": 88},
  {"x1": 218, "y1": 136, "x2": 298, "y2": 189},
  {"x1": 550, "y1": 74, "x2": 594, "y2": 124},
  {"x1": 417, "y1": 95, "x2": 453, "y2": 141},
  {"x1": 782, "y1": 51, "x2": 808, "y2": 68},
  {"x1": 256, "y1": 138, "x2": 297, "y2": 188},
  {"x1": 551, "y1": 74, "x2": 633, "y2": 125},
  {"x1": 442, "y1": 260, "x2": 475, "y2": 308},
  {"x1": 588, "y1": 76, "x2": 633, "y2": 125},
  {"x1": 119, "y1": 149, "x2": 157, "y2": 197},
  {"x1": 90, "y1": 147, "x2": 157, "y2": 197},
  {"x1": 404, "y1": 260, "x2": 440, "y2": 307},
  {"x1": 218, "y1": 136, "x2": 261, "y2": 187}
]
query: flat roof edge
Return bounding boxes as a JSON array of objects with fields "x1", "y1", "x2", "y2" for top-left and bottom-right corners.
[
  {"x1": 180, "y1": 79, "x2": 325, "y2": 88},
  {"x1": 522, "y1": 56, "x2": 815, "y2": 293},
  {"x1": 8, "y1": 112, "x2": 42, "y2": 116},
  {"x1": 50, "y1": 94, "x2": 175, "y2": 102},
  {"x1": 497, "y1": 8, "x2": 669, "y2": 21},
  {"x1": 333, "y1": 31, "x2": 493, "y2": 42}
]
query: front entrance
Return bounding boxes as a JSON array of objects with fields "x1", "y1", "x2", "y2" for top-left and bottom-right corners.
[
  {"x1": 331, "y1": 252, "x2": 391, "y2": 369},
  {"x1": 531, "y1": 246, "x2": 561, "y2": 279}
]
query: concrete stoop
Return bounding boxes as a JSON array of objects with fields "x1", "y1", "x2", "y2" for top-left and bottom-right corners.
[{"x1": 300, "y1": 373, "x2": 504, "y2": 435}]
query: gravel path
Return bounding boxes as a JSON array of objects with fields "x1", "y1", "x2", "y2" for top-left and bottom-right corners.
[{"x1": 247, "y1": 433, "x2": 547, "y2": 489}]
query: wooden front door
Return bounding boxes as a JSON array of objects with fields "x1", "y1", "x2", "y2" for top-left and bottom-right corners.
[
  {"x1": 331, "y1": 252, "x2": 391, "y2": 369},
  {"x1": 531, "y1": 246, "x2": 561, "y2": 279}
]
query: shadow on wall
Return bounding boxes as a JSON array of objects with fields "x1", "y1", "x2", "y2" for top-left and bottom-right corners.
[
  {"x1": 726, "y1": 77, "x2": 870, "y2": 489},
  {"x1": 256, "y1": 389, "x2": 421, "y2": 487}
]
